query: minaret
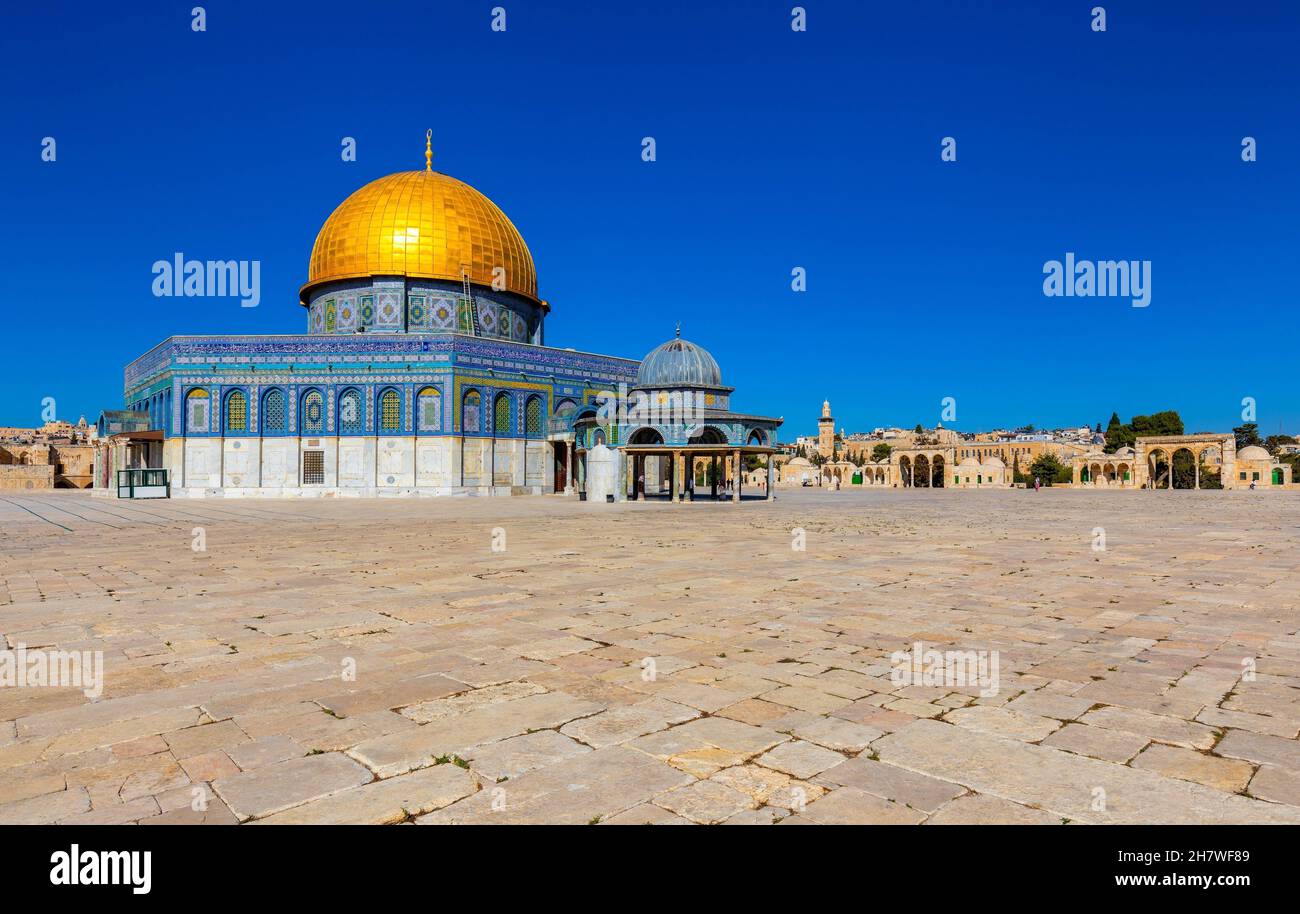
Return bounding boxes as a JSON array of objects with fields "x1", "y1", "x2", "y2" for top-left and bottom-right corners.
[{"x1": 818, "y1": 400, "x2": 835, "y2": 458}]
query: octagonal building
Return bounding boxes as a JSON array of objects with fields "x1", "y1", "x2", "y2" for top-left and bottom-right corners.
[{"x1": 97, "y1": 137, "x2": 781, "y2": 499}]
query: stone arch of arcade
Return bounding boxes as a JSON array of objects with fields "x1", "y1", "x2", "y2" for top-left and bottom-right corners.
[
  {"x1": 1075, "y1": 434, "x2": 1236, "y2": 490},
  {"x1": 896, "y1": 449, "x2": 949, "y2": 487}
]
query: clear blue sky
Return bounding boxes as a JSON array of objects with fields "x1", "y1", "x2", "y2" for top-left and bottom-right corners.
[{"x1": 2, "y1": 0, "x2": 1296, "y2": 438}]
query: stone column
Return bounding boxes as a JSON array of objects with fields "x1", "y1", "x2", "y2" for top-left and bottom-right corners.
[
  {"x1": 732, "y1": 450, "x2": 741, "y2": 503},
  {"x1": 563, "y1": 442, "x2": 573, "y2": 494},
  {"x1": 1194, "y1": 454, "x2": 1200, "y2": 490},
  {"x1": 766, "y1": 454, "x2": 775, "y2": 500}
]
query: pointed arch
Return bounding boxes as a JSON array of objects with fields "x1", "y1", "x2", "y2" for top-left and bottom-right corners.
[
  {"x1": 494, "y1": 392, "x2": 511, "y2": 435},
  {"x1": 224, "y1": 389, "x2": 247, "y2": 434},
  {"x1": 300, "y1": 388, "x2": 325, "y2": 435},
  {"x1": 338, "y1": 388, "x2": 364, "y2": 435},
  {"x1": 416, "y1": 386, "x2": 442, "y2": 433},
  {"x1": 261, "y1": 388, "x2": 287, "y2": 435},
  {"x1": 378, "y1": 387, "x2": 402, "y2": 433}
]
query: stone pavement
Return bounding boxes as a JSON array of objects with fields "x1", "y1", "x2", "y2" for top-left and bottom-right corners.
[{"x1": 1, "y1": 487, "x2": 1298, "y2": 825}]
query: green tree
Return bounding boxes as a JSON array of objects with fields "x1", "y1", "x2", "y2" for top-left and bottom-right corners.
[
  {"x1": 1233, "y1": 423, "x2": 1262, "y2": 450},
  {"x1": 870, "y1": 442, "x2": 892, "y2": 463},
  {"x1": 1264, "y1": 434, "x2": 1296, "y2": 454},
  {"x1": 1103, "y1": 411, "x2": 1132, "y2": 453},
  {"x1": 1131, "y1": 411, "x2": 1184, "y2": 438},
  {"x1": 913, "y1": 423, "x2": 924, "y2": 434},
  {"x1": 1029, "y1": 453, "x2": 1069, "y2": 486}
]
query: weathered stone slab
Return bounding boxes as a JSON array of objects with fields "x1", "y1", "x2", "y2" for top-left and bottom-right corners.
[
  {"x1": 1214, "y1": 730, "x2": 1300, "y2": 769},
  {"x1": 654, "y1": 780, "x2": 752, "y2": 824},
  {"x1": 944, "y1": 706, "x2": 1062, "y2": 742},
  {"x1": 1041, "y1": 723, "x2": 1148, "y2": 763},
  {"x1": 0, "y1": 787, "x2": 91, "y2": 824},
  {"x1": 257, "y1": 764, "x2": 474, "y2": 824},
  {"x1": 794, "y1": 786, "x2": 926, "y2": 824},
  {"x1": 559, "y1": 699, "x2": 697, "y2": 749},
  {"x1": 466, "y1": 731, "x2": 591, "y2": 782},
  {"x1": 1247, "y1": 765, "x2": 1300, "y2": 806},
  {"x1": 756, "y1": 739, "x2": 845, "y2": 779},
  {"x1": 1131, "y1": 743, "x2": 1254, "y2": 792},
  {"x1": 790, "y1": 717, "x2": 883, "y2": 753},
  {"x1": 416, "y1": 747, "x2": 692, "y2": 825},
  {"x1": 213, "y1": 752, "x2": 372, "y2": 821},
  {"x1": 349, "y1": 691, "x2": 602, "y2": 778},
  {"x1": 820, "y1": 757, "x2": 965, "y2": 812},
  {"x1": 925, "y1": 793, "x2": 1059, "y2": 825},
  {"x1": 874, "y1": 719, "x2": 1300, "y2": 824},
  {"x1": 1078, "y1": 706, "x2": 1216, "y2": 750}
]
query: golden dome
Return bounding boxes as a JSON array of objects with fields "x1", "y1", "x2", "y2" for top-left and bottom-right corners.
[{"x1": 300, "y1": 169, "x2": 538, "y2": 304}]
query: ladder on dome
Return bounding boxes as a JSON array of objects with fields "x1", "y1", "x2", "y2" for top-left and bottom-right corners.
[{"x1": 460, "y1": 268, "x2": 480, "y2": 336}]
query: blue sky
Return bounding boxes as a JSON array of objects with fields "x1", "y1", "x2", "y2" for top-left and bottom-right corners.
[{"x1": 3, "y1": 0, "x2": 1297, "y2": 438}]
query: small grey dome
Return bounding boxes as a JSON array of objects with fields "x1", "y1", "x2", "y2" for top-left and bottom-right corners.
[{"x1": 636, "y1": 330, "x2": 722, "y2": 388}]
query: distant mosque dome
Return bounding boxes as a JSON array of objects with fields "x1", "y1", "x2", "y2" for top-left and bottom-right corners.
[
  {"x1": 1237, "y1": 445, "x2": 1271, "y2": 460},
  {"x1": 635, "y1": 329, "x2": 724, "y2": 389},
  {"x1": 959, "y1": 456, "x2": 981, "y2": 467},
  {"x1": 983, "y1": 456, "x2": 1006, "y2": 468}
]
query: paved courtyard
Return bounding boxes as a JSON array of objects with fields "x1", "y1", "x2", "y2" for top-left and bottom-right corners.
[{"x1": 1, "y1": 487, "x2": 1298, "y2": 825}]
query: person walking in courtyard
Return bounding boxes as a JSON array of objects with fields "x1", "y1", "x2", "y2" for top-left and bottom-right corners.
[{"x1": 1034, "y1": 476, "x2": 1041, "y2": 492}]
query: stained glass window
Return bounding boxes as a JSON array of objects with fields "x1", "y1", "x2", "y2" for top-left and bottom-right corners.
[
  {"x1": 463, "y1": 390, "x2": 480, "y2": 433},
  {"x1": 186, "y1": 388, "x2": 210, "y2": 433},
  {"x1": 263, "y1": 389, "x2": 286, "y2": 433},
  {"x1": 380, "y1": 390, "x2": 401, "y2": 432},
  {"x1": 302, "y1": 391, "x2": 324, "y2": 434},
  {"x1": 339, "y1": 389, "x2": 362, "y2": 434},
  {"x1": 417, "y1": 387, "x2": 441, "y2": 432},
  {"x1": 525, "y1": 397, "x2": 542, "y2": 436},
  {"x1": 494, "y1": 393, "x2": 511, "y2": 434}
]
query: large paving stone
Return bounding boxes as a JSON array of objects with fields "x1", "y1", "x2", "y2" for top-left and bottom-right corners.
[
  {"x1": 416, "y1": 747, "x2": 692, "y2": 824},
  {"x1": 820, "y1": 757, "x2": 965, "y2": 812},
  {"x1": 794, "y1": 787, "x2": 926, "y2": 825},
  {"x1": 874, "y1": 719, "x2": 1300, "y2": 824},
  {"x1": 212, "y1": 752, "x2": 373, "y2": 821},
  {"x1": 257, "y1": 764, "x2": 475, "y2": 824},
  {"x1": 1130, "y1": 743, "x2": 1254, "y2": 792},
  {"x1": 348, "y1": 691, "x2": 602, "y2": 778},
  {"x1": 925, "y1": 793, "x2": 1060, "y2": 825},
  {"x1": 1077, "y1": 706, "x2": 1217, "y2": 750},
  {"x1": 1214, "y1": 730, "x2": 1300, "y2": 769}
]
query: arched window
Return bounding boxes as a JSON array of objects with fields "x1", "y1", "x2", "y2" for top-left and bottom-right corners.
[
  {"x1": 525, "y1": 396, "x2": 543, "y2": 437},
  {"x1": 379, "y1": 389, "x2": 401, "y2": 432},
  {"x1": 339, "y1": 389, "x2": 363, "y2": 434},
  {"x1": 494, "y1": 393, "x2": 511, "y2": 435},
  {"x1": 301, "y1": 390, "x2": 324, "y2": 435},
  {"x1": 462, "y1": 390, "x2": 481, "y2": 433},
  {"x1": 185, "y1": 388, "x2": 210, "y2": 434},
  {"x1": 224, "y1": 390, "x2": 247, "y2": 433},
  {"x1": 416, "y1": 387, "x2": 441, "y2": 433},
  {"x1": 262, "y1": 389, "x2": 286, "y2": 434}
]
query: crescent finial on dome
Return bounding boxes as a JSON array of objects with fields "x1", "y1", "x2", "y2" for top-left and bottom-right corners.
[{"x1": 425, "y1": 129, "x2": 433, "y2": 172}]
